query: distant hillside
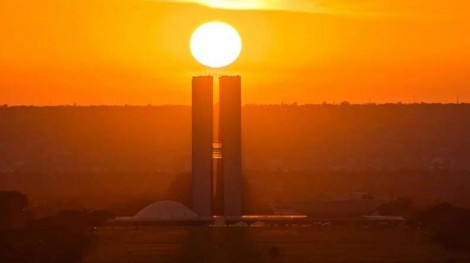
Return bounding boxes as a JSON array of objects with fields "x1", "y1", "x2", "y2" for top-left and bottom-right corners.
[
  {"x1": 0, "y1": 106, "x2": 191, "y2": 173},
  {"x1": 1, "y1": 104, "x2": 469, "y2": 172},
  {"x1": 243, "y1": 103, "x2": 470, "y2": 171},
  {"x1": 1, "y1": 104, "x2": 469, "y2": 214}
]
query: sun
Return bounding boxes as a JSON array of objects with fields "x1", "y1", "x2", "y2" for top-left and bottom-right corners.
[{"x1": 190, "y1": 22, "x2": 242, "y2": 68}]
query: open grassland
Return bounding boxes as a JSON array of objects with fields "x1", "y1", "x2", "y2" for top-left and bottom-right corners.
[{"x1": 83, "y1": 226, "x2": 469, "y2": 263}]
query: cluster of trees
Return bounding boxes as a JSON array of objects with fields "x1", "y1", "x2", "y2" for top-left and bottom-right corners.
[
  {"x1": 0, "y1": 191, "x2": 29, "y2": 231},
  {"x1": 372, "y1": 197, "x2": 470, "y2": 252},
  {"x1": 365, "y1": 196, "x2": 470, "y2": 252},
  {"x1": 0, "y1": 191, "x2": 113, "y2": 263},
  {"x1": 411, "y1": 203, "x2": 470, "y2": 252}
]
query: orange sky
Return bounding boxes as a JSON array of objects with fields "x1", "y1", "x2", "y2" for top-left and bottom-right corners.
[{"x1": 0, "y1": 0, "x2": 469, "y2": 105}]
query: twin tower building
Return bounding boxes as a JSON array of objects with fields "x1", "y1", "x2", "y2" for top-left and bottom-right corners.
[{"x1": 192, "y1": 75, "x2": 242, "y2": 220}]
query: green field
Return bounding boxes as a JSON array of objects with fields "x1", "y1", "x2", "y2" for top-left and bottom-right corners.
[{"x1": 84, "y1": 226, "x2": 469, "y2": 263}]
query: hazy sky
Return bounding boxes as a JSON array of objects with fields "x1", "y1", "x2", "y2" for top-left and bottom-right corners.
[
  {"x1": 0, "y1": 0, "x2": 469, "y2": 105},
  {"x1": 153, "y1": 0, "x2": 469, "y2": 17}
]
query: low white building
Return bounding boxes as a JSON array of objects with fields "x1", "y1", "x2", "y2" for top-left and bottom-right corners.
[{"x1": 116, "y1": 200, "x2": 199, "y2": 222}]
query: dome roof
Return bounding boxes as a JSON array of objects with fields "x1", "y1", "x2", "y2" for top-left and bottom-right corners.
[{"x1": 133, "y1": 200, "x2": 199, "y2": 221}]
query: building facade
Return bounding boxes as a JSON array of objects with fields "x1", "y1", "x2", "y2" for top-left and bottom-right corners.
[
  {"x1": 191, "y1": 76, "x2": 213, "y2": 219},
  {"x1": 220, "y1": 76, "x2": 242, "y2": 218},
  {"x1": 191, "y1": 75, "x2": 242, "y2": 220}
]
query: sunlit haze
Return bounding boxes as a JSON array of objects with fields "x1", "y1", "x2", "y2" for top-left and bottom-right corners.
[
  {"x1": 0, "y1": 0, "x2": 469, "y2": 105},
  {"x1": 190, "y1": 22, "x2": 242, "y2": 68},
  {"x1": 2, "y1": 1, "x2": 470, "y2": 261}
]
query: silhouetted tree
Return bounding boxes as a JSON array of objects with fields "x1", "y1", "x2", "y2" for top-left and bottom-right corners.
[
  {"x1": 0, "y1": 191, "x2": 28, "y2": 231},
  {"x1": 377, "y1": 197, "x2": 417, "y2": 216},
  {"x1": 411, "y1": 203, "x2": 470, "y2": 251},
  {"x1": 0, "y1": 192, "x2": 113, "y2": 263}
]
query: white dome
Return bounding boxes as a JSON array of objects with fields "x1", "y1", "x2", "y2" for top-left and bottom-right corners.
[{"x1": 133, "y1": 200, "x2": 199, "y2": 221}]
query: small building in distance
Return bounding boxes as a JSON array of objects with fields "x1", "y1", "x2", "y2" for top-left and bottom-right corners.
[
  {"x1": 271, "y1": 192, "x2": 384, "y2": 219},
  {"x1": 115, "y1": 200, "x2": 199, "y2": 222}
]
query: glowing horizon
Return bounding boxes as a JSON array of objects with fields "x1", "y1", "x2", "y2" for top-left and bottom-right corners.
[{"x1": 0, "y1": 0, "x2": 469, "y2": 105}]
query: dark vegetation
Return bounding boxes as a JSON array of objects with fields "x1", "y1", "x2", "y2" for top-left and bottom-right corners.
[
  {"x1": 0, "y1": 191, "x2": 113, "y2": 263},
  {"x1": 411, "y1": 203, "x2": 470, "y2": 252},
  {"x1": 0, "y1": 191, "x2": 29, "y2": 231},
  {"x1": 375, "y1": 197, "x2": 470, "y2": 252},
  {"x1": 0, "y1": 104, "x2": 469, "y2": 215},
  {"x1": 2, "y1": 194, "x2": 470, "y2": 261},
  {"x1": 377, "y1": 196, "x2": 418, "y2": 216}
]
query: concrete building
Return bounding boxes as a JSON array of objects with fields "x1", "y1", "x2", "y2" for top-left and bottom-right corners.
[
  {"x1": 219, "y1": 76, "x2": 242, "y2": 218},
  {"x1": 134, "y1": 200, "x2": 199, "y2": 221},
  {"x1": 191, "y1": 75, "x2": 243, "y2": 220},
  {"x1": 118, "y1": 76, "x2": 244, "y2": 223},
  {"x1": 191, "y1": 76, "x2": 213, "y2": 219}
]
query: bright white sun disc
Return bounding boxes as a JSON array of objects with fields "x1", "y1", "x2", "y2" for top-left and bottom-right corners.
[{"x1": 190, "y1": 22, "x2": 242, "y2": 68}]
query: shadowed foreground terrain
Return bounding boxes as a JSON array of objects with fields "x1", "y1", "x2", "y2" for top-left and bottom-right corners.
[{"x1": 84, "y1": 226, "x2": 467, "y2": 263}]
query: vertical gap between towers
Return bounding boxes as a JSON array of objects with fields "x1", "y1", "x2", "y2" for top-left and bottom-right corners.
[{"x1": 212, "y1": 76, "x2": 221, "y2": 216}]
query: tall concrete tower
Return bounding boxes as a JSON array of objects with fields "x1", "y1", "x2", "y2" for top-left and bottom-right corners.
[
  {"x1": 191, "y1": 76, "x2": 213, "y2": 219},
  {"x1": 191, "y1": 75, "x2": 242, "y2": 220},
  {"x1": 219, "y1": 76, "x2": 242, "y2": 219}
]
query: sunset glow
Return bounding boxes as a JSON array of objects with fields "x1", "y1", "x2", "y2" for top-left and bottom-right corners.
[
  {"x1": 190, "y1": 22, "x2": 242, "y2": 68},
  {"x1": 1, "y1": 1, "x2": 470, "y2": 261},
  {"x1": 0, "y1": 1, "x2": 469, "y2": 104}
]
